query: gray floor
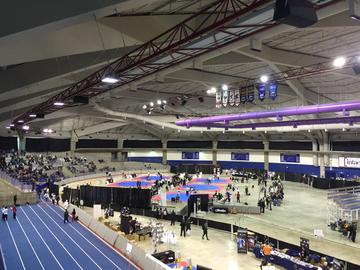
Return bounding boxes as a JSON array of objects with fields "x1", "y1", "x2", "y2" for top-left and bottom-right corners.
[{"x1": 71, "y1": 176, "x2": 360, "y2": 266}]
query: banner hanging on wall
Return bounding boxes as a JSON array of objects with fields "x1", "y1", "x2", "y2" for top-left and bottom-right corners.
[
  {"x1": 182, "y1": 151, "x2": 199, "y2": 160},
  {"x1": 280, "y1": 153, "x2": 300, "y2": 163},
  {"x1": 231, "y1": 152, "x2": 249, "y2": 161}
]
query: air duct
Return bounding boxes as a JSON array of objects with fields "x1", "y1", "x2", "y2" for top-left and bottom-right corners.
[{"x1": 176, "y1": 100, "x2": 360, "y2": 127}]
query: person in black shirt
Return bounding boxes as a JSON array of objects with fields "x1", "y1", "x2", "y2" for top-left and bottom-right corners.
[{"x1": 202, "y1": 220, "x2": 209, "y2": 240}]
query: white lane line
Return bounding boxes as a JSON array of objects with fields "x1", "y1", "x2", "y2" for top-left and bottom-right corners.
[
  {"x1": 19, "y1": 207, "x2": 64, "y2": 270},
  {"x1": 36, "y1": 205, "x2": 103, "y2": 270},
  {"x1": 26, "y1": 206, "x2": 83, "y2": 270},
  {"x1": 16, "y1": 215, "x2": 45, "y2": 270},
  {"x1": 5, "y1": 221, "x2": 26, "y2": 270},
  {"x1": 43, "y1": 202, "x2": 122, "y2": 270}
]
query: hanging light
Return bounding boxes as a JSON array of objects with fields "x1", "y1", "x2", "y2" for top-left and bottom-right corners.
[
  {"x1": 142, "y1": 104, "x2": 147, "y2": 109},
  {"x1": 157, "y1": 100, "x2": 162, "y2": 105},
  {"x1": 101, "y1": 77, "x2": 119, "y2": 84},
  {"x1": 222, "y1": 84, "x2": 228, "y2": 91},
  {"x1": 333, "y1": 57, "x2": 346, "y2": 68},
  {"x1": 260, "y1": 75, "x2": 269, "y2": 83}
]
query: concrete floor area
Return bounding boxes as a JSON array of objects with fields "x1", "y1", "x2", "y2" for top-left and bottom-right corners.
[{"x1": 67, "y1": 175, "x2": 360, "y2": 266}]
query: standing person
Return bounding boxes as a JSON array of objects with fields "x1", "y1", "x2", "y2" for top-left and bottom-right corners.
[
  {"x1": 245, "y1": 185, "x2": 249, "y2": 196},
  {"x1": 51, "y1": 193, "x2": 56, "y2": 204},
  {"x1": 261, "y1": 242, "x2": 272, "y2": 265},
  {"x1": 236, "y1": 190, "x2": 240, "y2": 203},
  {"x1": 13, "y1": 194, "x2": 17, "y2": 206},
  {"x1": 64, "y1": 209, "x2": 70, "y2": 223},
  {"x1": 170, "y1": 210, "x2": 176, "y2": 226},
  {"x1": 56, "y1": 195, "x2": 60, "y2": 205},
  {"x1": 186, "y1": 218, "x2": 192, "y2": 235},
  {"x1": 63, "y1": 200, "x2": 69, "y2": 210},
  {"x1": 12, "y1": 205, "x2": 17, "y2": 219},
  {"x1": 202, "y1": 220, "x2": 209, "y2": 240},
  {"x1": 2, "y1": 207, "x2": 8, "y2": 221},
  {"x1": 71, "y1": 208, "x2": 77, "y2": 221},
  {"x1": 180, "y1": 217, "x2": 186, "y2": 237}
]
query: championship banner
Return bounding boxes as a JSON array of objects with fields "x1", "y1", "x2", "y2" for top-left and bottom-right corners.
[
  {"x1": 229, "y1": 89, "x2": 235, "y2": 106},
  {"x1": 216, "y1": 91, "x2": 222, "y2": 108},
  {"x1": 269, "y1": 81, "x2": 278, "y2": 100},
  {"x1": 234, "y1": 89, "x2": 240, "y2": 106},
  {"x1": 339, "y1": 157, "x2": 360, "y2": 168},
  {"x1": 257, "y1": 83, "x2": 266, "y2": 101},
  {"x1": 222, "y1": 90, "x2": 229, "y2": 107},
  {"x1": 247, "y1": 85, "x2": 255, "y2": 102},
  {"x1": 240, "y1": 87, "x2": 247, "y2": 103}
]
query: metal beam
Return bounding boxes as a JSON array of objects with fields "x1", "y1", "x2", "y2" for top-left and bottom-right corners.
[{"x1": 75, "y1": 121, "x2": 128, "y2": 137}]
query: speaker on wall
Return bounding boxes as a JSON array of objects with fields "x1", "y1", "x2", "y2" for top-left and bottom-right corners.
[{"x1": 273, "y1": 0, "x2": 318, "y2": 28}]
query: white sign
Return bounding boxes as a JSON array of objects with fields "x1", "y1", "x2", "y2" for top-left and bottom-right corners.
[
  {"x1": 93, "y1": 204, "x2": 102, "y2": 219},
  {"x1": 339, "y1": 157, "x2": 360, "y2": 168},
  {"x1": 126, "y1": 243, "x2": 132, "y2": 254}
]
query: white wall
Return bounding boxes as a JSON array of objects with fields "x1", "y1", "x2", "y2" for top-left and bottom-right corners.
[{"x1": 128, "y1": 150, "x2": 162, "y2": 157}]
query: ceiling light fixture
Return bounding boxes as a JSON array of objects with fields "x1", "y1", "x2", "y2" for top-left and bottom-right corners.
[
  {"x1": 22, "y1": 125, "x2": 30, "y2": 130},
  {"x1": 333, "y1": 57, "x2": 346, "y2": 68},
  {"x1": 162, "y1": 100, "x2": 167, "y2": 104},
  {"x1": 260, "y1": 75, "x2": 269, "y2": 83},
  {"x1": 101, "y1": 77, "x2": 119, "y2": 84},
  {"x1": 157, "y1": 100, "x2": 162, "y2": 105},
  {"x1": 149, "y1": 102, "x2": 154, "y2": 107},
  {"x1": 207, "y1": 87, "x2": 217, "y2": 95},
  {"x1": 5, "y1": 126, "x2": 10, "y2": 129},
  {"x1": 54, "y1": 102, "x2": 64, "y2": 106},
  {"x1": 10, "y1": 124, "x2": 14, "y2": 127},
  {"x1": 222, "y1": 84, "x2": 228, "y2": 91},
  {"x1": 17, "y1": 120, "x2": 24, "y2": 123},
  {"x1": 29, "y1": 114, "x2": 37, "y2": 118},
  {"x1": 142, "y1": 105, "x2": 147, "y2": 109}
]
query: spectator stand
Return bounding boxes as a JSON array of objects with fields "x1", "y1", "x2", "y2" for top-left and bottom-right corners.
[{"x1": 328, "y1": 186, "x2": 360, "y2": 222}]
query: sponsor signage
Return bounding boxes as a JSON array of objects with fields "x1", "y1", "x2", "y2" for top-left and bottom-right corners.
[
  {"x1": 231, "y1": 152, "x2": 249, "y2": 161},
  {"x1": 339, "y1": 157, "x2": 360, "y2": 168},
  {"x1": 280, "y1": 153, "x2": 300, "y2": 163},
  {"x1": 181, "y1": 151, "x2": 199, "y2": 160}
]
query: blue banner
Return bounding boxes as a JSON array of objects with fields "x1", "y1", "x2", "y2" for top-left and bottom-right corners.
[
  {"x1": 231, "y1": 152, "x2": 249, "y2": 161},
  {"x1": 258, "y1": 83, "x2": 266, "y2": 101},
  {"x1": 280, "y1": 153, "x2": 300, "y2": 163},
  {"x1": 269, "y1": 81, "x2": 278, "y2": 100},
  {"x1": 182, "y1": 151, "x2": 199, "y2": 160}
]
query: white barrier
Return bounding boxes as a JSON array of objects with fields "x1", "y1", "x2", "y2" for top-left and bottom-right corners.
[{"x1": 68, "y1": 204, "x2": 171, "y2": 270}]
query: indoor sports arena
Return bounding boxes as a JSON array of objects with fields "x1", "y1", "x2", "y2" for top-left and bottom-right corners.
[{"x1": 1, "y1": 1, "x2": 360, "y2": 269}]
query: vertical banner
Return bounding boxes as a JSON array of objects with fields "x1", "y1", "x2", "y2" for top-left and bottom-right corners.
[
  {"x1": 229, "y1": 89, "x2": 235, "y2": 106},
  {"x1": 269, "y1": 81, "x2": 278, "y2": 100},
  {"x1": 240, "y1": 87, "x2": 247, "y2": 103},
  {"x1": 222, "y1": 90, "x2": 229, "y2": 107},
  {"x1": 234, "y1": 89, "x2": 240, "y2": 106},
  {"x1": 300, "y1": 237, "x2": 309, "y2": 260},
  {"x1": 216, "y1": 91, "x2": 222, "y2": 108},
  {"x1": 237, "y1": 229, "x2": 248, "y2": 253},
  {"x1": 257, "y1": 83, "x2": 266, "y2": 101},
  {"x1": 247, "y1": 85, "x2": 255, "y2": 102},
  {"x1": 247, "y1": 232, "x2": 255, "y2": 252}
]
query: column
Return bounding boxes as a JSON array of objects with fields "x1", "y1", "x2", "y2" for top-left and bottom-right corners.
[
  {"x1": 263, "y1": 140, "x2": 269, "y2": 172},
  {"x1": 162, "y1": 139, "x2": 167, "y2": 165},
  {"x1": 312, "y1": 139, "x2": 318, "y2": 167},
  {"x1": 212, "y1": 140, "x2": 218, "y2": 165},
  {"x1": 70, "y1": 130, "x2": 78, "y2": 156},
  {"x1": 17, "y1": 131, "x2": 26, "y2": 152},
  {"x1": 323, "y1": 132, "x2": 329, "y2": 167},
  {"x1": 319, "y1": 143, "x2": 325, "y2": 178}
]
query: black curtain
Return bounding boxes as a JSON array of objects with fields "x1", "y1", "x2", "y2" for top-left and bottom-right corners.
[
  {"x1": 269, "y1": 141, "x2": 312, "y2": 151},
  {"x1": 123, "y1": 140, "x2": 162, "y2": 148},
  {"x1": 26, "y1": 138, "x2": 70, "y2": 152},
  {"x1": 167, "y1": 140, "x2": 212, "y2": 149},
  {"x1": 79, "y1": 186, "x2": 151, "y2": 209},
  {"x1": 218, "y1": 141, "x2": 263, "y2": 149},
  {"x1": 76, "y1": 139, "x2": 117, "y2": 149},
  {"x1": 0, "y1": 136, "x2": 17, "y2": 150}
]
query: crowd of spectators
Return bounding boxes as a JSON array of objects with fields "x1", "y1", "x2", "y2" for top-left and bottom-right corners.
[{"x1": 0, "y1": 151, "x2": 65, "y2": 190}]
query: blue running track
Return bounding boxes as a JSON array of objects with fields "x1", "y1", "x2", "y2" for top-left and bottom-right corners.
[{"x1": 0, "y1": 203, "x2": 140, "y2": 270}]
